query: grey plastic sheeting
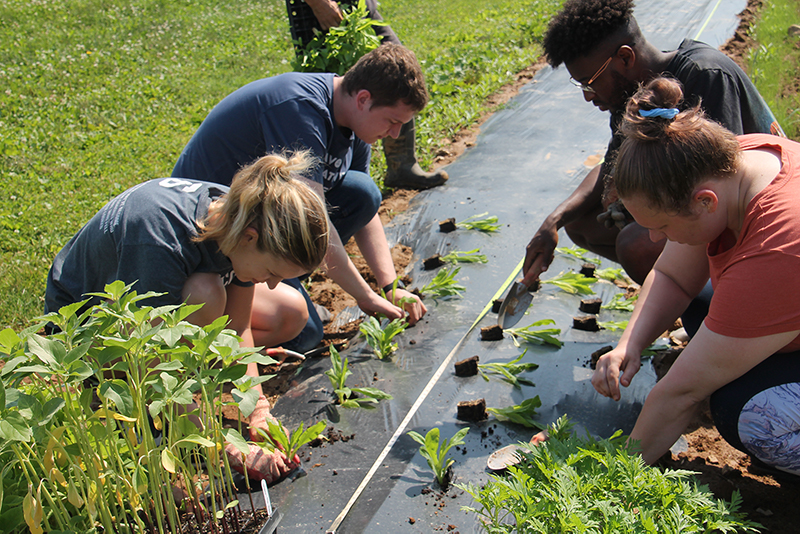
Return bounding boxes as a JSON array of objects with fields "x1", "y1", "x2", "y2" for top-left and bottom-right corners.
[{"x1": 256, "y1": 0, "x2": 748, "y2": 531}]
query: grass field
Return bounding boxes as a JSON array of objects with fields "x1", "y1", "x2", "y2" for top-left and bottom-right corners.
[
  {"x1": 0, "y1": 0, "x2": 561, "y2": 330},
  {"x1": 0, "y1": 0, "x2": 797, "y2": 332}
]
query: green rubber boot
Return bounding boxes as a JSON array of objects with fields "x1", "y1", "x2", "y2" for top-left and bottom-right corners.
[{"x1": 383, "y1": 118, "x2": 448, "y2": 190}]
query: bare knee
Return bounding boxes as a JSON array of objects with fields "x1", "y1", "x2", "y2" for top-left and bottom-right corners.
[
  {"x1": 251, "y1": 283, "x2": 310, "y2": 347},
  {"x1": 615, "y1": 223, "x2": 665, "y2": 285},
  {"x1": 181, "y1": 273, "x2": 226, "y2": 326}
]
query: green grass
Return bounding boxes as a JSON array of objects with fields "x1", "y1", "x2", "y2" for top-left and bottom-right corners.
[
  {"x1": 747, "y1": 0, "x2": 800, "y2": 140},
  {"x1": 0, "y1": 0, "x2": 796, "y2": 332},
  {"x1": 0, "y1": 0, "x2": 559, "y2": 330}
]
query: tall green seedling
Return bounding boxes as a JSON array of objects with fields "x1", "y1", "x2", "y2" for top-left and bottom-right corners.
[
  {"x1": 504, "y1": 319, "x2": 563, "y2": 348},
  {"x1": 541, "y1": 271, "x2": 596, "y2": 295},
  {"x1": 407, "y1": 427, "x2": 469, "y2": 487},
  {"x1": 456, "y1": 212, "x2": 501, "y2": 233},
  {"x1": 359, "y1": 316, "x2": 408, "y2": 359},
  {"x1": 257, "y1": 419, "x2": 327, "y2": 460},
  {"x1": 419, "y1": 266, "x2": 466, "y2": 299},
  {"x1": 478, "y1": 350, "x2": 538, "y2": 388},
  {"x1": 324, "y1": 345, "x2": 392, "y2": 408}
]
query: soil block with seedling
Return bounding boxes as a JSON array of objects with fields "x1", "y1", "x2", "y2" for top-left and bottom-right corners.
[
  {"x1": 439, "y1": 218, "x2": 456, "y2": 232},
  {"x1": 579, "y1": 263, "x2": 597, "y2": 277},
  {"x1": 423, "y1": 254, "x2": 445, "y2": 270},
  {"x1": 480, "y1": 324, "x2": 504, "y2": 341},
  {"x1": 579, "y1": 298, "x2": 602, "y2": 314},
  {"x1": 573, "y1": 315, "x2": 600, "y2": 332},
  {"x1": 454, "y1": 355, "x2": 479, "y2": 377},
  {"x1": 457, "y1": 398, "x2": 487, "y2": 421}
]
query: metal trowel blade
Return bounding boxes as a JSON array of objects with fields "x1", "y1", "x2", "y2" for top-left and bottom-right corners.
[{"x1": 497, "y1": 281, "x2": 533, "y2": 329}]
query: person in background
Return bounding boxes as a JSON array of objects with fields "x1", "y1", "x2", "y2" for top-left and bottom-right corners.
[
  {"x1": 172, "y1": 45, "x2": 428, "y2": 355},
  {"x1": 522, "y1": 0, "x2": 783, "y2": 287},
  {"x1": 46, "y1": 151, "x2": 330, "y2": 484},
  {"x1": 593, "y1": 77, "x2": 800, "y2": 475},
  {"x1": 287, "y1": 0, "x2": 448, "y2": 190}
]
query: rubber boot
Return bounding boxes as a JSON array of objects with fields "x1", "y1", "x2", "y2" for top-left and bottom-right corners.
[{"x1": 383, "y1": 118, "x2": 448, "y2": 190}]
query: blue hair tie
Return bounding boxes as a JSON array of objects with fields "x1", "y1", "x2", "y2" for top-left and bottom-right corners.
[{"x1": 639, "y1": 107, "x2": 679, "y2": 119}]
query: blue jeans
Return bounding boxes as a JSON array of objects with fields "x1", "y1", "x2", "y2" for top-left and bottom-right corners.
[{"x1": 280, "y1": 170, "x2": 382, "y2": 353}]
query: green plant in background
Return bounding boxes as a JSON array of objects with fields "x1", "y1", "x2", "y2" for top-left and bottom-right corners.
[
  {"x1": 291, "y1": 0, "x2": 384, "y2": 75},
  {"x1": 456, "y1": 212, "x2": 502, "y2": 233},
  {"x1": 359, "y1": 316, "x2": 408, "y2": 358},
  {"x1": 556, "y1": 246, "x2": 602, "y2": 265},
  {"x1": 324, "y1": 345, "x2": 393, "y2": 408},
  {"x1": 602, "y1": 292, "x2": 638, "y2": 312},
  {"x1": 598, "y1": 320, "x2": 628, "y2": 332},
  {"x1": 541, "y1": 271, "x2": 596, "y2": 295},
  {"x1": 459, "y1": 416, "x2": 761, "y2": 533},
  {"x1": 441, "y1": 248, "x2": 489, "y2": 264},
  {"x1": 595, "y1": 267, "x2": 632, "y2": 285},
  {"x1": 257, "y1": 419, "x2": 327, "y2": 461},
  {"x1": 504, "y1": 319, "x2": 563, "y2": 348},
  {"x1": 478, "y1": 350, "x2": 538, "y2": 388},
  {"x1": 0, "y1": 281, "x2": 276, "y2": 534},
  {"x1": 419, "y1": 266, "x2": 466, "y2": 299},
  {"x1": 407, "y1": 427, "x2": 469, "y2": 487},
  {"x1": 486, "y1": 397, "x2": 543, "y2": 428}
]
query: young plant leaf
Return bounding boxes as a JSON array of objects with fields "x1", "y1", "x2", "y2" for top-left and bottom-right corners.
[
  {"x1": 478, "y1": 349, "x2": 538, "y2": 388},
  {"x1": 407, "y1": 426, "x2": 469, "y2": 486},
  {"x1": 359, "y1": 316, "x2": 408, "y2": 359},
  {"x1": 455, "y1": 212, "x2": 501, "y2": 233},
  {"x1": 504, "y1": 319, "x2": 563, "y2": 348},
  {"x1": 486, "y1": 397, "x2": 543, "y2": 428},
  {"x1": 441, "y1": 248, "x2": 488, "y2": 264},
  {"x1": 541, "y1": 271, "x2": 596, "y2": 295},
  {"x1": 419, "y1": 266, "x2": 466, "y2": 299},
  {"x1": 602, "y1": 292, "x2": 637, "y2": 312},
  {"x1": 556, "y1": 246, "x2": 602, "y2": 265}
]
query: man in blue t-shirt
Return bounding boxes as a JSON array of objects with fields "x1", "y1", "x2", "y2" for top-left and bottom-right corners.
[
  {"x1": 173, "y1": 45, "x2": 428, "y2": 352},
  {"x1": 522, "y1": 0, "x2": 784, "y2": 287}
]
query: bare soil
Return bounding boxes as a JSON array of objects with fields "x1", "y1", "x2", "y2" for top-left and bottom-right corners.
[{"x1": 260, "y1": 2, "x2": 800, "y2": 530}]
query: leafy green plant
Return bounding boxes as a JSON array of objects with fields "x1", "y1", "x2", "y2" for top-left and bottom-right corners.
[
  {"x1": 504, "y1": 319, "x2": 563, "y2": 348},
  {"x1": 456, "y1": 212, "x2": 501, "y2": 233},
  {"x1": 291, "y1": 0, "x2": 384, "y2": 75},
  {"x1": 478, "y1": 350, "x2": 538, "y2": 388},
  {"x1": 595, "y1": 267, "x2": 632, "y2": 285},
  {"x1": 486, "y1": 397, "x2": 543, "y2": 429},
  {"x1": 359, "y1": 316, "x2": 408, "y2": 358},
  {"x1": 556, "y1": 246, "x2": 601, "y2": 265},
  {"x1": 598, "y1": 320, "x2": 629, "y2": 332},
  {"x1": 324, "y1": 345, "x2": 393, "y2": 408},
  {"x1": 602, "y1": 292, "x2": 638, "y2": 311},
  {"x1": 541, "y1": 271, "x2": 596, "y2": 295},
  {"x1": 257, "y1": 419, "x2": 327, "y2": 460},
  {"x1": 441, "y1": 248, "x2": 488, "y2": 264},
  {"x1": 0, "y1": 282, "x2": 274, "y2": 533},
  {"x1": 407, "y1": 427, "x2": 469, "y2": 487},
  {"x1": 459, "y1": 416, "x2": 761, "y2": 533},
  {"x1": 419, "y1": 266, "x2": 466, "y2": 299}
]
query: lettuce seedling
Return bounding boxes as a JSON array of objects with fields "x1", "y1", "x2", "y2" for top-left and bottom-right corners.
[
  {"x1": 504, "y1": 319, "x2": 563, "y2": 348},
  {"x1": 257, "y1": 419, "x2": 327, "y2": 460},
  {"x1": 556, "y1": 246, "x2": 602, "y2": 265},
  {"x1": 359, "y1": 316, "x2": 408, "y2": 359},
  {"x1": 324, "y1": 345, "x2": 392, "y2": 408},
  {"x1": 486, "y1": 397, "x2": 544, "y2": 428},
  {"x1": 541, "y1": 271, "x2": 596, "y2": 295},
  {"x1": 478, "y1": 350, "x2": 538, "y2": 388},
  {"x1": 407, "y1": 427, "x2": 469, "y2": 486},
  {"x1": 441, "y1": 248, "x2": 488, "y2": 264},
  {"x1": 602, "y1": 292, "x2": 638, "y2": 311},
  {"x1": 598, "y1": 320, "x2": 629, "y2": 332},
  {"x1": 456, "y1": 212, "x2": 501, "y2": 233},
  {"x1": 419, "y1": 266, "x2": 466, "y2": 299},
  {"x1": 595, "y1": 267, "x2": 632, "y2": 285}
]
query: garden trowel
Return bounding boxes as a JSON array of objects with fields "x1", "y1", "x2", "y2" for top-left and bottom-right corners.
[{"x1": 497, "y1": 280, "x2": 533, "y2": 329}]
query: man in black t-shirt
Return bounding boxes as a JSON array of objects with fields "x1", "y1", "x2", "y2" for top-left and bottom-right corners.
[{"x1": 522, "y1": 0, "x2": 783, "y2": 286}]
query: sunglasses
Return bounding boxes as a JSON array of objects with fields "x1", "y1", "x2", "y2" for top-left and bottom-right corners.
[{"x1": 569, "y1": 44, "x2": 631, "y2": 94}]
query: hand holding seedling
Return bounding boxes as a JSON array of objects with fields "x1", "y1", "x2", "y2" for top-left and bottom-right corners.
[
  {"x1": 591, "y1": 344, "x2": 642, "y2": 401},
  {"x1": 383, "y1": 285, "x2": 427, "y2": 325},
  {"x1": 248, "y1": 395, "x2": 279, "y2": 442}
]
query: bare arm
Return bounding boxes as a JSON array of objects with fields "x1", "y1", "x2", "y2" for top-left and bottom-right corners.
[
  {"x1": 631, "y1": 327, "x2": 798, "y2": 464},
  {"x1": 592, "y1": 241, "x2": 710, "y2": 400},
  {"x1": 305, "y1": 0, "x2": 343, "y2": 30},
  {"x1": 522, "y1": 165, "x2": 604, "y2": 285}
]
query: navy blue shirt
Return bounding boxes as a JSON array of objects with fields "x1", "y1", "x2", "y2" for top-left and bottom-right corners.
[{"x1": 172, "y1": 72, "x2": 371, "y2": 191}]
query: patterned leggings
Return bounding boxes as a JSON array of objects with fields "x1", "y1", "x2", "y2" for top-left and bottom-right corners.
[{"x1": 710, "y1": 351, "x2": 800, "y2": 475}]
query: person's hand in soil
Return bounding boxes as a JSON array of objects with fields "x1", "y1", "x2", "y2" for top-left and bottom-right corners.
[
  {"x1": 385, "y1": 287, "x2": 427, "y2": 325},
  {"x1": 248, "y1": 394, "x2": 278, "y2": 442},
  {"x1": 305, "y1": 0, "x2": 343, "y2": 30},
  {"x1": 357, "y1": 291, "x2": 406, "y2": 322},
  {"x1": 224, "y1": 442, "x2": 300, "y2": 485},
  {"x1": 591, "y1": 345, "x2": 642, "y2": 401},
  {"x1": 522, "y1": 219, "x2": 558, "y2": 286}
]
